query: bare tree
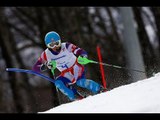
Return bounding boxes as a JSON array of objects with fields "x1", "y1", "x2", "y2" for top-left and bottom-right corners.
[
  {"x1": 0, "y1": 7, "x2": 39, "y2": 113},
  {"x1": 132, "y1": 7, "x2": 158, "y2": 76},
  {"x1": 5, "y1": 7, "x2": 60, "y2": 107},
  {"x1": 150, "y1": 7, "x2": 160, "y2": 55},
  {"x1": 119, "y1": 7, "x2": 146, "y2": 82}
]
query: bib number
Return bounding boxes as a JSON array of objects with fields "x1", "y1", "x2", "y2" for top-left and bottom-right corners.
[{"x1": 61, "y1": 64, "x2": 68, "y2": 69}]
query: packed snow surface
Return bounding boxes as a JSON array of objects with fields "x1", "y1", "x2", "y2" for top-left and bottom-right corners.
[{"x1": 40, "y1": 73, "x2": 160, "y2": 113}]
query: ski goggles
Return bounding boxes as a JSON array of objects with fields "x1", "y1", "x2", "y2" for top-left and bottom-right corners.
[{"x1": 47, "y1": 41, "x2": 61, "y2": 49}]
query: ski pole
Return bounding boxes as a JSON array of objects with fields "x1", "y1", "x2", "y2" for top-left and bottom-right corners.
[
  {"x1": 78, "y1": 56, "x2": 145, "y2": 73},
  {"x1": 50, "y1": 60, "x2": 56, "y2": 78},
  {"x1": 50, "y1": 61, "x2": 61, "y2": 97}
]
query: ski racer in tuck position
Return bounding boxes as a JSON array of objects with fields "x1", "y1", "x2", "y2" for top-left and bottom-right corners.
[{"x1": 32, "y1": 31, "x2": 106, "y2": 101}]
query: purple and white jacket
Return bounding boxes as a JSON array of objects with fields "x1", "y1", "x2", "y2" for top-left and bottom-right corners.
[{"x1": 32, "y1": 42, "x2": 87, "y2": 73}]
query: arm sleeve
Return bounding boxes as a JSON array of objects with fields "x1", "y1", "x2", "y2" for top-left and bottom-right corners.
[
  {"x1": 32, "y1": 59, "x2": 42, "y2": 73},
  {"x1": 66, "y1": 42, "x2": 88, "y2": 57},
  {"x1": 32, "y1": 51, "x2": 47, "y2": 73}
]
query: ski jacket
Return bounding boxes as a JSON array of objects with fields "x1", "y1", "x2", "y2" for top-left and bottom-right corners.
[{"x1": 32, "y1": 42, "x2": 87, "y2": 73}]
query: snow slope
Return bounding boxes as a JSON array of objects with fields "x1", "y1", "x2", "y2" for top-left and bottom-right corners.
[{"x1": 40, "y1": 73, "x2": 160, "y2": 113}]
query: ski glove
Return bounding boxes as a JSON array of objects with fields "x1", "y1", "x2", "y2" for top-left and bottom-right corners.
[
  {"x1": 40, "y1": 64, "x2": 47, "y2": 71},
  {"x1": 39, "y1": 62, "x2": 52, "y2": 71},
  {"x1": 44, "y1": 61, "x2": 56, "y2": 70},
  {"x1": 80, "y1": 54, "x2": 88, "y2": 58},
  {"x1": 42, "y1": 61, "x2": 52, "y2": 70}
]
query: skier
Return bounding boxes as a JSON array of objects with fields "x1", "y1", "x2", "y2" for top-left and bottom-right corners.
[{"x1": 32, "y1": 31, "x2": 106, "y2": 101}]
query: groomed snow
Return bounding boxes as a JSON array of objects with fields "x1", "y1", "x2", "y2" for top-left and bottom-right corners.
[{"x1": 40, "y1": 73, "x2": 160, "y2": 113}]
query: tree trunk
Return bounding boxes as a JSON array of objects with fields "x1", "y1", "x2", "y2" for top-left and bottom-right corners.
[
  {"x1": 0, "y1": 7, "x2": 37, "y2": 113},
  {"x1": 120, "y1": 7, "x2": 147, "y2": 82},
  {"x1": 150, "y1": 7, "x2": 160, "y2": 55},
  {"x1": 133, "y1": 7, "x2": 158, "y2": 76}
]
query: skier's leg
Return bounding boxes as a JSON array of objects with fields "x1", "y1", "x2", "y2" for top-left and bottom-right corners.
[
  {"x1": 68, "y1": 84, "x2": 84, "y2": 99},
  {"x1": 54, "y1": 80, "x2": 76, "y2": 100},
  {"x1": 55, "y1": 75, "x2": 79, "y2": 101},
  {"x1": 76, "y1": 79, "x2": 102, "y2": 94}
]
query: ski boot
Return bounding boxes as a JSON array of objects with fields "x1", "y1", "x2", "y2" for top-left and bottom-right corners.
[
  {"x1": 74, "y1": 91, "x2": 85, "y2": 101},
  {"x1": 98, "y1": 86, "x2": 107, "y2": 93}
]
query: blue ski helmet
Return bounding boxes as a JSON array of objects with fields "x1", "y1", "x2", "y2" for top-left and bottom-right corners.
[{"x1": 44, "y1": 31, "x2": 61, "y2": 47}]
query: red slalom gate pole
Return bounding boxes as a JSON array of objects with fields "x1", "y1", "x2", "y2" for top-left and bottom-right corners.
[{"x1": 96, "y1": 45, "x2": 107, "y2": 89}]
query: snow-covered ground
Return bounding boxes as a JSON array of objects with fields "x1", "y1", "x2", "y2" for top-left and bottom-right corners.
[{"x1": 40, "y1": 72, "x2": 160, "y2": 113}]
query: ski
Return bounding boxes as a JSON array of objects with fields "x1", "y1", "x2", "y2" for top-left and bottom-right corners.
[{"x1": 6, "y1": 68, "x2": 108, "y2": 102}]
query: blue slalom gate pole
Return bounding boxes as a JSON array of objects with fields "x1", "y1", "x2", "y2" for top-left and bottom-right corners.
[{"x1": 6, "y1": 68, "x2": 55, "y2": 84}]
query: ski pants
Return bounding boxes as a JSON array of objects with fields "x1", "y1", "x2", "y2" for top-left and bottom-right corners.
[
  {"x1": 54, "y1": 78, "x2": 101, "y2": 101},
  {"x1": 54, "y1": 61, "x2": 101, "y2": 101}
]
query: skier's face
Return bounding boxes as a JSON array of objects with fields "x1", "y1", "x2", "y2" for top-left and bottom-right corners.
[{"x1": 51, "y1": 44, "x2": 61, "y2": 52}]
